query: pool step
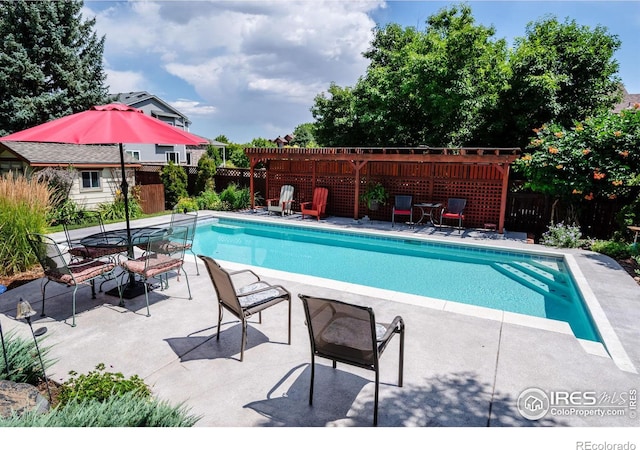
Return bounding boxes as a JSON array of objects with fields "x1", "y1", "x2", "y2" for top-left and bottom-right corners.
[
  {"x1": 493, "y1": 262, "x2": 573, "y2": 303},
  {"x1": 211, "y1": 223, "x2": 245, "y2": 234}
]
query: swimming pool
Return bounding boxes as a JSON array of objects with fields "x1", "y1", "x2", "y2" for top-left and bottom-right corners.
[{"x1": 192, "y1": 217, "x2": 600, "y2": 342}]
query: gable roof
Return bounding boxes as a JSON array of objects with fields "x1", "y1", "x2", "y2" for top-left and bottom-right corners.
[
  {"x1": 613, "y1": 86, "x2": 640, "y2": 113},
  {"x1": 0, "y1": 141, "x2": 140, "y2": 168},
  {"x1": 112, "y1": 91, "x2": 191, "y2": 126}
]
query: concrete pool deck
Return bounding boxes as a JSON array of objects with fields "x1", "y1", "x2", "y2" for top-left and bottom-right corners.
[{"x1": 0, "y1": 210, "x2": 639, "y2": 427}]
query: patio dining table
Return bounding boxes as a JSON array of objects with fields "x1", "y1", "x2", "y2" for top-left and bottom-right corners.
[{"x1": 80, "y1": 226, "x2": 170, "y2": 299}]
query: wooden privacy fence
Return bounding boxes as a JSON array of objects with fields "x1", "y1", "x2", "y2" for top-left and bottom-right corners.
[{"x1": 246, "y1": 147, "x2": 520, "y2": 233}]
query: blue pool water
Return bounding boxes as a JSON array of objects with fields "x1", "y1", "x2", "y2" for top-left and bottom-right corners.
[{"x1": 192, "y1": 218, "x2": 599, "y2": 342}]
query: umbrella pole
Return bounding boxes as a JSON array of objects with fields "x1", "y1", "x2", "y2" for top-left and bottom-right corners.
[{"x1": 114, "y1": 143, "x2": 145, "y2": 302}]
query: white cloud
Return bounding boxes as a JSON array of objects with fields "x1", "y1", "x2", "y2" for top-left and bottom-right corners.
[
  {"x1": 104, "y1": 68, "x2": 147, "y2": 94},
  {"x1": 85, "y1": 0, "x2": 384, "y2": 142}
]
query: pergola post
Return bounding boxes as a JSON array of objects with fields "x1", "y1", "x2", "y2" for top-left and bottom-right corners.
[{"x1": 350, "y1": 160, "x2": 367, "y2": 220}]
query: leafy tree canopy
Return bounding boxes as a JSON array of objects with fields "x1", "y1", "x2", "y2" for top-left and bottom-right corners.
[
  {"x1": 0, "y1": 0, "x2": 109, "y2": 135},
  {"x1": 311, "y1": 4, "x2": 622, "y2": 149}
]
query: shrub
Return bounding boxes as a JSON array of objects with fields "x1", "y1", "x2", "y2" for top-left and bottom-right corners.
[
  {"x1": 195, "y1": 190, "x2": 224, "y2": 210},
  {"x1": 97, "y1": 187, "x2": 143, "y2": 221},
  {"x1": 174, "y1": 197, "x2": 200, "y2": 213},
  {"x1": 160, "y1": 162, "x2": 188, "y2": 209},
  {"x1": 540, "y1": 222, "x2": 583, "y2": 248},
  {"x1": 0, "y1": 391, "x2": 201, "y2": 427},
  {"x1": 57, "y1": 363, "x2": 150, "y2": 407},
  {"x1": 0, "y1": 330, "x2": 53, "y2": 385},
  {"x1": 219, "y1": 183, "x2": 251, "y2": 210},
  {"x1": 0, "y1": 172, "x2": 51, "y2": 276},
  {"x1": 589, "y1": 240, "x2": 636, "y2": 260}
]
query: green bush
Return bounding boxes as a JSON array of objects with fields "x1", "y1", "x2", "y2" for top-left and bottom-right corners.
[
  {"x1": 219, "y1": 183, "x2": 251, "y2": 210},
  {"x1": 57, "y1": 363, "x2": 151, "y2": 407},
  {"x1": 160, "y1": 162, "x2": 188, "y2": 209},
  {"x1": 0, "y1": 330, "x2": 53, "y2": 385},
  {"x1": 540, "y1": 222, "x2": 583, "y2": 248},
  {"x1": 0, "y1": 391, "x2": 201, "y2": 427},
  {"x1": 195, "y1": 190, "x2": 224, "y2": 210},
  {"x1": 97, "y1": 191, "x2": 143, "y2": 221},
  {"x1": 589, "y1": 240, "x2": 636, "y2": 260},
  {"x1": 174, "y1": 197, "x2": 200, "y2": 213}
]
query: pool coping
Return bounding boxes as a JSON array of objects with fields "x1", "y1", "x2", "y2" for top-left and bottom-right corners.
[{"x1": 206, "y1": 211, "x2": 637, "y2": 374}]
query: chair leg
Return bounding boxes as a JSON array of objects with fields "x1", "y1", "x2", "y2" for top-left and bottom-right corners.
[
  {"x1": 40, "y1": 279, "x2": 49, "y2": 317},
  {"x1": 373, "y1": 368, "x2": 380, "y2": 426},
  {"x1": 90, "y1": 279, "x2": 97, "y2": 299},
  {"x1": 287, "y1": 298, "x2": 291, "y2": 345},
  {"x1": 143, "y1": 280, "x2": 151, "y2": 317},
  {"x1": 309, "y1": 355, "x2": 315, "y2": 405},
  {"x1": 240, "y1": 319, "x2": 247, "y2": 361},
  {"x1": 398, "y1": 328, "x2": 405, "y2": 387},
  {"x1": 216, "y1": 303, "x2": 223, "y2": 340},
  {"x1": 71, "y1": 285, "x2": 79, "y2": 327}
]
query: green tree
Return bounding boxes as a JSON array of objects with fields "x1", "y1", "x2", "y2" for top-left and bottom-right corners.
[
  {"x1": 0, "y1": 0, "x2": 109, "y2": 135},
  {"x1": 312, "y1": 5, "x2": 509, "y2": 146},
  {"x1": 513, "y1": 106, "x2": 640, "y2": 226},
  {"x1": 290, "y1": 123, "x2": 316, "y2": 147},
  {"x1": 159, "y1": 162, "x2": 188, "y2": 210},
  {"x1": 195, "y1": 153, "x2": 217, "y2": 194},
  {"x1": 497, "y1": 15, "x2": 621, "y2": 148},
  {"x1": 311, "y1": 5, "x2": 622, "y2": 149},
  {"x1": 226, "y1": 142, "x2": 247, "y2": 168},
  {"x1": 213, "y1": 134, "x2": 230, "y2": 166}
]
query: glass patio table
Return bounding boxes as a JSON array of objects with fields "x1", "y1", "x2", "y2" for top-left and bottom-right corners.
[
  {"x1": 80, "y1": 226, "x2": 169, "y2": 299},
  {"x1": 413, "y1": 202, "x2": 442, "y2": 226}
]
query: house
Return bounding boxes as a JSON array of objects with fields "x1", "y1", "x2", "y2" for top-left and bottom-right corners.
[
  {"x1": 613, "y1": 86, "x2": 640, "y2": 113},
  {"x1": 113, "y1": 91, "x2": 227, "y2": 167},
  {"x1": 272, "y1": 134, "x2": 295, "y2": 148},
  {"x1": 0, "y1": 141, "x2": 140, "y2": 210}
]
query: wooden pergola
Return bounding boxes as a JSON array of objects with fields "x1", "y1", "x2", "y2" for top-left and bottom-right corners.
[{"x1": 246, "y1": 147, "x2": 520, "y2": 233}]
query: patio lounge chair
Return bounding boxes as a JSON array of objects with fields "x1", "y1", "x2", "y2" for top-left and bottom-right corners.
[
  {"x1": 27, "y1": 232, "x2": 118, "y2": 327},
  {"x1": 267, "y1": 184, "x2": 294, "y2": 216},
  {"x1": 391, "y1": 195, "x2": 413, "y2": 227},
  {"x1": 298, "y1": 294, "x2": 405, "y2": 426},
  {"x1": 198, "y1": 255, "x2": 291, "y2": 361},
  {"x1": 440, "y1": 198, "x2": 466, "y2": 233},
  {"x1": 300, "y1": 187, "x2": 328, "y2": 221},
  {"x1": 120, "y1": 226, "x2": 192, "y2": 317}
]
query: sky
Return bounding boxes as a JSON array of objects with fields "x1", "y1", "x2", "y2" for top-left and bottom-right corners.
[{"x1": 83, "y1": 0, "x2": 640, "y2": 144}]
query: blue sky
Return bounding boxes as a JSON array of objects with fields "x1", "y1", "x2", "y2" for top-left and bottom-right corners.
[{"x1": 84, "y1": 1, "x2": 640, "y2": 144}]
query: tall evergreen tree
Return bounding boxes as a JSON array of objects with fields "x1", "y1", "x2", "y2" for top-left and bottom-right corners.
[{"x1": 0, "y1": 0, "x2": 109, "y2": 135}]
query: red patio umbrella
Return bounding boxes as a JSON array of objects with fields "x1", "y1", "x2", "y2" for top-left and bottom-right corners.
[{"x1": 0, "y1": 103, "x2": 208, "y2": 297}]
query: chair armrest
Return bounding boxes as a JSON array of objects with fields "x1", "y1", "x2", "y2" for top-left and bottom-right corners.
[
  {"x1": 300, "y1": 201, "x2": 312, "y2": 209},
  {"x1": 230, "y1": 269, "x2": 261, "y2": 283},
  {"x1": 378, "y1": 316, "x2": 405, "y2": 341}
]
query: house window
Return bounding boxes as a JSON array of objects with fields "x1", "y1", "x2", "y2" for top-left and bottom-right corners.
[
  {"x1": 186, "y1": 152, "x2": 192, "y2": 165},
  {"x1": 81, "y1": 171, "x2": 100, "y2": 189},
  {"x1": 126, "y1": 150, "x2": 140, "y2": 161},
  {"x1": 166, "y1": 152, "x2": 180, "y2": 164}
]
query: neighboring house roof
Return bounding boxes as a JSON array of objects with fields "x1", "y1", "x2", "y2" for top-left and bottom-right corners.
[
  {"x1": 113, "y1": 91, "x2": 192, "y2": 127},
  {"x1": 0, "y1": 141, "x2": 140, "y2": 168},
  {"x1": 613, "y1": 86, "x2": 640, "y2": 113}
]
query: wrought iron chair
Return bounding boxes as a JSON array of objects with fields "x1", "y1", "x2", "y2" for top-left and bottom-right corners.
[
  {"x1": 168, "y1": 209, "x2": 199, "y2": 275},
  {"x1": 27, "y1": 232, "x2": 118, "y2": 327},
  {"x1": 300, "y1": 187, "x2": 328, "y2": 221},
  {"x1": 440, "y1": 198, "x2": 467, "y2": 233},
  {"x1": 267, "y1": 184, "x2": 295, "y2": 216},
  {"x1": 62, "y1": 212, "x2": 126, "y2": 262},
  {"x1": 198, "y1": 255, "x2": 291, "y2": 361},
  {"x1": 119, "y1": 225, "x2": 192, "y2": 317},
  {"x1": 391, "y1": 195, "x2": 413, "y2": 227},
  {"x1": 298, "y1": 294, "x2": 405, "y2": 426}
]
